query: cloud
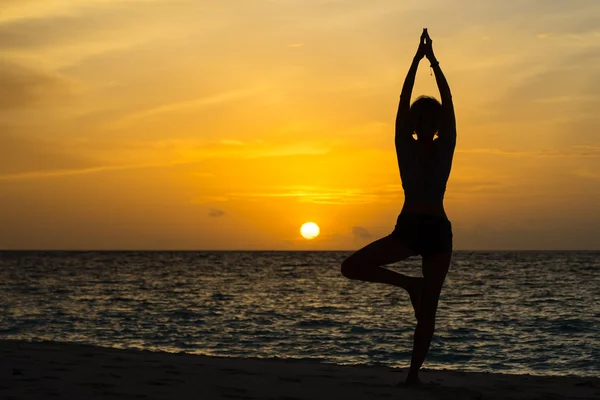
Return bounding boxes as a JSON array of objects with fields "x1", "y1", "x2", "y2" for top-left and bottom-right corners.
[
  {"x1": 223, "y1": 188, "x2": 388, "y2": 205},
  {"x1": 0, "y1": 162, "x2": 177, "y2": 181},
  {"x1": 0, "y1": 132, "x2": 98, "y2": 176},
  {"x1": 113, "y1": 88, "x2": 265, "y2": 127},
  {"x1": 0, "y1": 8, "x2": 107, "y2": 50},
  {"x1": 0, "y1": 136, "x2": 336, "y2": 181},
  {"x1": 0, "y1": 0, "x2": 169, "y2": 23},
  {"x1": 220, "y1": 139, "x2": 245, "y2": 146},
  {"x1": 477, "y1": 46, "x2": 600, "y2": 126},
  {"x1": 0, "y1": 1, "x2": 177, "y2": 49},
  {"x1": 208, "y1": 208, "x2": 225, "y2": 217},
  {"x1": 457, "y1": 146, "x2": 600, "y2": 158},
  {"x1": 192, "y1": 196, "x2": 229, "y2": 204},
  {"x1": 243, "y1": 142, "x2": 331, "y2": 159},
  {"x1": 0, "y1": 62, "x2": 70, "y2": 109},
  {"x1": 447, "y1": 179, "x2": 503, "y2": 195},
  {"x1": 0, "y1": 133, "x2": 222, "y2": 180},
  {"x1": 196, "y1": 184, "x2": 404, "y2": 205},
  {"x1": 189, "y1": 139, "x2": 332, "y2": 161},
  {"x1": 572, "y1": 169, "x2": 600, "y2": 180},
  {"x1": 0, "y1": 0, "x2": 196, "y2": 73},
  {"x1": 191, "y1": 172, "x2": 216, "y2": 178},
  {"x1": 352, "y1": 226, "x2": 372, "y2": 240}
]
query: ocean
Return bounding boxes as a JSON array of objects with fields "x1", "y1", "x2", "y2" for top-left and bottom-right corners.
[{"x1": 1, "y1": 251, "x2": 598, "y2": 377}]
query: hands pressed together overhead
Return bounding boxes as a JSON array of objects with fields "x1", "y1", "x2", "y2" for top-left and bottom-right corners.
[{"x1": 416, "y1": 28, "x2": 436, "y2": 63}]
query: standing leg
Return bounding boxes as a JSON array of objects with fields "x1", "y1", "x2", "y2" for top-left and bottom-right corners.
[
  {"x1": 340, "y1": 234, "x2": 420, "y2": 293},
  {"x1": 404, "y1": 251, "x2": 452, "y2": 385}
]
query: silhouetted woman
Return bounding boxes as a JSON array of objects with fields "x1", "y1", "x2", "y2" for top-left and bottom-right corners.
[{"x1": 341, "y1": 28, "x2": 455, "y2": 386}]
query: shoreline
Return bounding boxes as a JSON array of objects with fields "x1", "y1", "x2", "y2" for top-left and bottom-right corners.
[{"x1": 3, "y1": 339, "x2": 599, "y2": 399}]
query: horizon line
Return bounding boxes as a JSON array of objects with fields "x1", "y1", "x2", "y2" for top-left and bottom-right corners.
[{"x1": 1, "y1": 249, "x2": 599, "y2": 252}]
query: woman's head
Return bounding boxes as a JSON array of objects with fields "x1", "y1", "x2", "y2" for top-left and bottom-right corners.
[{"x1": 410, "y1": 95, "x2": 442, "y2": 141}]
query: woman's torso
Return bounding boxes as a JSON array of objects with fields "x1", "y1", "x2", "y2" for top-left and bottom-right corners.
[{"x1": 396, "y1": 133, "x2": 456, "y2": 219}]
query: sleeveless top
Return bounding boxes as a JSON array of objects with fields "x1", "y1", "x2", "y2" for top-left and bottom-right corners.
[{"x1": 395, "y1": 129, "x2": 456, "y2": 204}]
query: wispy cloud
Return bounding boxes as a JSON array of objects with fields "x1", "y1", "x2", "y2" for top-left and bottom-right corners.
[
  {"x1": 0, "y1": 62, "x2": 72, "y2": 109},
  {"x1": 476, "y1": 44, "x2": 600, "y2": 129},
  {"x1": 191, "y1": 172, "x2": 216, "y2": 178},
  {"x1": 0, "y1": 0, "x2": 171, "y2": 23},
  {"x1": 220, "y1": 139, "x2": 245, "y2": 146},
  {"x1": 282, "y1": 239, "x2": 295, "y2": 248},
  {"x1": 448, "y1": 179, "x2": 503, "y2": 194},
  {"x1": 0, "y1": 0, "x2": 193, "y2": 71},
  {"x1": 208, "y1": 208, "x2": 225, "y2": 217},
  {"x1": 244, "y1": 142, "x2": 331, "y2": 159},
  {"x1": 113, "y1": 88, "x2": 265, "y2": 127},
  {"x1": 352, "y1": 226, "x2": 372, "y2": 240},
  {"x1": 0, "y1": 132, "x2": 98, "y2": 175},
  {"x1": 0, "y1": 136, "x2": 336, "y2": 180},
  {"x1": 192, "y1": 196, "x2": 229, "y2": 204},
  {"x1": 572, "y1": 169, "x2": 600, "y2": 180},
  {"x1": 0, "y1": 162, "x2": 178, "y2": 181},
  {"x1": 226, "y1": 189, "x2": 374, "y2": 205},
  {"x1": 457, "y1": 146, "x2": 600, "y2": 158},
  {"x1": 193, "y1": 184, "x2": 405, "y2": 205},
  {"x1": 0, "y1": 164, "x2": 157, "y2": 181}
]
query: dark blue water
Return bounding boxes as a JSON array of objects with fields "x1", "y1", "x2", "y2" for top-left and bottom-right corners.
[{"x1": 1, "y1": 251, "x2": 598, "y2": 377}]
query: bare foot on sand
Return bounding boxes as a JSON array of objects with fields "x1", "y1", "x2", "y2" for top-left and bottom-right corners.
[
  {"x1": 396, "y1": 374, "x2": 422, "y2": 387},
  {"x1": 408, "y1": 277, "x2": 424, "y2": 320},
  {"x1": 406, "y1": 374, "x2": 422, "y2": 386}
]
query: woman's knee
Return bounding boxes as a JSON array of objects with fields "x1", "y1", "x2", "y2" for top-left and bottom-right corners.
[{"x1": 340, "y1": 257, "x2": 361, "y2": 279}]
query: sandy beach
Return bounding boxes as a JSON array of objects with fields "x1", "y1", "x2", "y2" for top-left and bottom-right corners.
[{"x1": 1, "y1": 339, "x2": 598, "y2": 400}]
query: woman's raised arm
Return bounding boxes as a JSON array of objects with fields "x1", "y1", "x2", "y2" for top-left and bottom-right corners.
[
  {"x1": 424, "y1": 30, "x2": 456, "y2": 136},
  {"x1": 396, "y1": 30, "x2": 427, "y2": 137}
]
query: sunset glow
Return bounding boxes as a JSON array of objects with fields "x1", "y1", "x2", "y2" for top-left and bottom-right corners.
[{"x1": 1, "y1": 1, "x2": 599, "y2": 250}]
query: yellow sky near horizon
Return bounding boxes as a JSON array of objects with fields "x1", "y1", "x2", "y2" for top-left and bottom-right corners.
[{"x1": 1, "y1": 0, "x2": 599, "y2": 250}]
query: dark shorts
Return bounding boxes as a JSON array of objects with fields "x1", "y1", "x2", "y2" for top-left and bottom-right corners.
[{"x1": 390, "y1": 212, "x2": 453, "y2": 256}]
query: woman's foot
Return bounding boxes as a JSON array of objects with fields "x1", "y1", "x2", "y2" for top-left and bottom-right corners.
[
  {"x1": 408, "y1": 277, "x2": 424, "y2": 321},
  {"x1": 403, "y1": 373, "x2": 422, "y2": 386}
]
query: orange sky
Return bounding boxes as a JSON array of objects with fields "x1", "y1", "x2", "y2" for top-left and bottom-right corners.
[{"x1": 1, "y1": 0, "x2": 599, "y2": 250}]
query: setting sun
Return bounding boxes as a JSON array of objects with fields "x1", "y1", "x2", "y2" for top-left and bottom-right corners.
[{"x1": 300, "y1": 222, "x2": 320, "y2": 240}]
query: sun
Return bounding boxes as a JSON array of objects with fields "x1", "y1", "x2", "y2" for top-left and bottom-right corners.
[{"x1": 300, "y1": 222, "x2": 320, "y2": 240}]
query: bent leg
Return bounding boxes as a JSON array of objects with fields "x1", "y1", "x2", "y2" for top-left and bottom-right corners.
[
  {"x1": 406, "y1": 251, "x2": 452, "y2": 384},
  {"x1": 340, "y1": 234, "x2": 418, "y2": 291}
]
